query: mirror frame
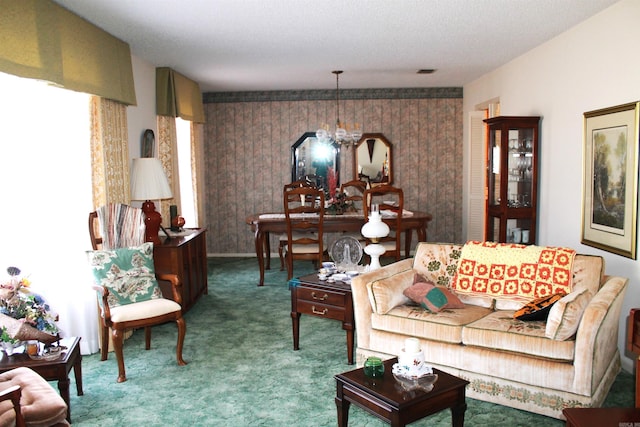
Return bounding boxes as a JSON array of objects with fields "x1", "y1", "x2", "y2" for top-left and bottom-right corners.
[
  {"x1": 291, "y1": 132, "x2": 341, "y2": 190},
  {"x1": 353, "y1": 133, "x2": 392, "y2": 186}
]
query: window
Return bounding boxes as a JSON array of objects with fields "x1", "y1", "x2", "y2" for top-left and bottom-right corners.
[
  {"x1": 176, "y1": 117, "x2": 196, "y2": 227},
  {"x1": 0, "y1": 72, "x2": 96, "y2": 353}
]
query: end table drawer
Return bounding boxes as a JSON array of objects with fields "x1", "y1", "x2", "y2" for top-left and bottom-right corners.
[
  {"x1": 297, "y1": 301, "x2": 345, "y2": 321},
  {"x1": 297, "y1": 286, "x2": 346, "y2": 306}
]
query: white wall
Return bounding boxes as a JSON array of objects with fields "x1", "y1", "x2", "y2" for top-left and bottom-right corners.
[
  {"x1": 463, "y1": 0, "x2": 640, "y2": 372},
  {"x1": 126, "y1": 55, "x2": 158, "y2": 209},
  {"x1": 127, "y1": 55, "x2": 158, "y2": 162}
]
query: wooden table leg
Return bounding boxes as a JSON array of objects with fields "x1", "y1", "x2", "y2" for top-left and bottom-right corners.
[
  {"x1": 291, "y1": 311, "x2": 301, "y2": 350},
  {"x1": 335, "y1": 384, "x2": 350, "y2": 427},
  {"x1": 57, "y1": 375, "x2": 71, "y2": 422},
  {"x1": 264, "y1": 231, "x2": 271, "y2": 270},
  {"x1": 74, "y1": 358, "x2": 84, "y2": 396},
  {"x1": 254, "y1": 226, "x2": 266, "y2": 286},
  {"x1": 450, "y1": 400, "x2": 467, "y2": 427}
]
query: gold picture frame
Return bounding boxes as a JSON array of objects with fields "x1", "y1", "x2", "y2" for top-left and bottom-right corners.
[{"x1": 581, "y1": 101, "x2": 640, "y2": 259}]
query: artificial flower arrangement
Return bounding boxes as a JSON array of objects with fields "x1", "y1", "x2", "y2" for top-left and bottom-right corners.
[
  {"x1": 325, "y1": 167, "x2": 356, "y2": 215},
  {"x1": 0, "y1": 266, "x2": 59, "y2": 345}
]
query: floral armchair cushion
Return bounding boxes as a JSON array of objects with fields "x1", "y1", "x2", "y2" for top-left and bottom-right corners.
[{"x1": 87, "y1": 242, "x2": 162, "y2": 308}]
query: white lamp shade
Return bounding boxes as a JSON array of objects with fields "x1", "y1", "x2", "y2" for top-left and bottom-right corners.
[
  {"x1": 130, "y1": 158, "x2": 173, "y2": 201},
  {"x1": 361, "y1": 211, "x2": 390, "y2": 239}
]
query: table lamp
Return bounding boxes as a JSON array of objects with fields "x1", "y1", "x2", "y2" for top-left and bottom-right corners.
[
  {"x1": 130, "y1": 158, "x2": 173, "y2": 245},
  {"x1": 361, "y1": 204, "x2": 390, "y2": 271}
]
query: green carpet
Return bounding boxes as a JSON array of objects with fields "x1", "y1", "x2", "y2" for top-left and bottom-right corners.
[{"x1": 67, "y1": 257, "x2": 634, "y2": 426}]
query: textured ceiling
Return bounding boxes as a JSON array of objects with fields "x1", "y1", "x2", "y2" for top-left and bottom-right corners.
[{"x1": 53, "y1": 0, "x2": 619, "y2": 92}]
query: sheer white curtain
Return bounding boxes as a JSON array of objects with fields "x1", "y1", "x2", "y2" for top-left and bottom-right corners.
[{"x1": 0, "y1": 72, "x2": 98, "y2": 355}]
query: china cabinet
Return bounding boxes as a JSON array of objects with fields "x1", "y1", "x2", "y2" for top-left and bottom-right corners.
[{"x1": 484, "y1": 116, "x2": 540, "y2": 244}]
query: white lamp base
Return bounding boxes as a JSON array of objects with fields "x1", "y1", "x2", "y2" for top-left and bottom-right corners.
[{"x1": 365, "y1": 243, "x2": 386, "y2": 271}]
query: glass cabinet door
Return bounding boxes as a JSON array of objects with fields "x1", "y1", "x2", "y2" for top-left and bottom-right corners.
[{"x1": 484, "y1": 116, "x2": 540, "y2": 245}]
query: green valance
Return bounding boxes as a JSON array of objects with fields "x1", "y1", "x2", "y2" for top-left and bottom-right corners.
[
  {"x1": 0, "y1": 0, "x2": 136, "y2": 106},
  {"x1": 156, "y1": 67, "x2": 205, "y2": 123}
]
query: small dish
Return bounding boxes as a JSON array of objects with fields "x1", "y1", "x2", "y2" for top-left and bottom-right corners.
[
  {"x1": 392, "y1": 362, "x2": 433, "y2": 379},
  {"x1": 29, "y1": 347, "x2": 62, "y2": 361},
  {"x1": 331, "y1": 274, "x2": 348, "y2": 282}
]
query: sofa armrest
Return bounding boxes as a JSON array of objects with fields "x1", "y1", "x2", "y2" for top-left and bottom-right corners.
[
  {"x1": 350, "y1": 258, "x2": 413, "y2": 353},
  {"x1": 573, "y1": 275, "x2": 628, "y2": 395}
]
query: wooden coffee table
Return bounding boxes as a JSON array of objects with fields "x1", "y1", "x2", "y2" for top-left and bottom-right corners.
[
  {"x1": 335, "y1": 357, "x2": 469, "y2": 427},
  {"x1": 290, "y1": 273, "x2": 355, "y2": 364},
  {"x1": 0, "y1": 336, "x2": 83, "y2": 422}
]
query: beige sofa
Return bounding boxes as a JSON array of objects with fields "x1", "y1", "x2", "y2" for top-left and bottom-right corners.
[{"x1": 350, "y1": 242, "x2": 628, "y2": 419}]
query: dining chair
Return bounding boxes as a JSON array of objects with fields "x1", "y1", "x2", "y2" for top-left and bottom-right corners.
[
  {"x1": 336, "y1": 179, "x2": 369, "y2": 243},
  {"x1": 87, "y1": 205, "x2": 187, "y2": 383},
  {"x1": 278, "y1": 180, "x2": 317, "y2": 270},
  {"x1": 363, "y1": 185, "x2": 404, "y2": 262},
  {"x1": 283, "y1": 185, "x2": 325, "y2": 280},
  {"x1": 340, "y1": 179, "x2": 368, "y2": 212}
]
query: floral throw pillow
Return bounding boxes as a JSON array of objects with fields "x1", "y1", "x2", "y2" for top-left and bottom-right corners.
[{"x1": 87, "y1": 242, "x2": 162, "y2": 308}]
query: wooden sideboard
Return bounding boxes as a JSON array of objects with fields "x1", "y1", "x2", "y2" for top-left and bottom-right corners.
[{"x1": 153, "y1": 228, "x2": 208, "y2": 312}]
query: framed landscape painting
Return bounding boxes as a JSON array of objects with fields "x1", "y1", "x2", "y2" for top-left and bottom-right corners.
[{"x1": 582, "y1": 101, "x2": 640, "y2": 259}]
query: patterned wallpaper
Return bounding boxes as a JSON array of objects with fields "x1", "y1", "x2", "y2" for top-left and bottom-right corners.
[{"x1": 202, "y1": 90, "x2": 463, "y2": 255}]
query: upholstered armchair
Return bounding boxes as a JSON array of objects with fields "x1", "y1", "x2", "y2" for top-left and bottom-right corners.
[{"x1": 0, "y1": 367, "x2": 69, "y2": 426}]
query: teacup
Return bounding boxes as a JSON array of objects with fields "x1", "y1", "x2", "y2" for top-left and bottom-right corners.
[
  {"x1": 322, "y1": 262, "x2": 335, "y2": 270},
  {"x1": 398, "y1": 349, "x2": 426, "y2": 377},
  {"x1": 318, "y1": 274, "x2": 327, "y2": 280}
]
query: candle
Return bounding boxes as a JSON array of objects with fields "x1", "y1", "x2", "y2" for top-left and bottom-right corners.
[{"x1": 405, "y1": 337, "x2": 420, "y2": 354}]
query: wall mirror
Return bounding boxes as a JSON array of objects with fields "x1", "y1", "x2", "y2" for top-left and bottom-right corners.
[
  {"x1": 353, "y1": 133, "x2": 392, "y2": 185},
  {"x1": 291, "y1": 132, "x2": 340, "y2": 190}
]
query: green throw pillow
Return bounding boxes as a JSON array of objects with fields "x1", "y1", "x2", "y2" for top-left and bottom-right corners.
[
  {"x1": 403, "y1": 281, "x2": 465, "y2": 313},
  {"x1": 87, "y1": 242, "x2": 162, "y2": 308}
]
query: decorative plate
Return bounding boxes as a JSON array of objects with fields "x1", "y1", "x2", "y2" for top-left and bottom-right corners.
[{"x1": 330, "y1": 236, "x2": 363, "y2": 266}]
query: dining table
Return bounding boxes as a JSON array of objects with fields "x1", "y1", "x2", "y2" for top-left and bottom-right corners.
[{"x1": 245, "y1": 210, "x2": 432, "y2": 286}]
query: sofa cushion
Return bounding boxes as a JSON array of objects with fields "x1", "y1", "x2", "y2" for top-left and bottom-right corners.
[
  {"x1": 412, "y1": 242, "x2": 494, "y2": 308},
  {"x1": 462, "y1": 310, "x2": 576, "y2": 361},
  {"x1": 412, "y1": 242, "x2": 462, "y2": 287},
  {"x1": 371, "y1": 304, "x2": 492, "y2": 344},
  {"x1": 545, "y1": 288, "x2": 591, "y2": 340},
  {"x1": 494, "y1": 253, "x2": 602, "y2": 310},
  {"x1": 453, "y1": 241, "x2": 576, "y2": 305},
  {"x1": 367, "y1": 269, "x2": 414, "y2": 314},
  {"x1": 403, "y1": 282, "x2": 465, "y2": 313},
  {"x1": 513, "y1": 292, "x2": 565, "y2": 321}
]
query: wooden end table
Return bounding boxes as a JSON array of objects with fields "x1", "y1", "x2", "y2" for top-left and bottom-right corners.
[
  {"x1": 0, "y1": 336, "x2": 83, "y2": 423},
  {"x1": 335, "y1": 357, "x2": 469, "y2": 427},
  {"x1": 563, "y1": 407, "x2": 640, "y2": 426},
  {"x1": 290, "y1": 274, "x2": 355, "y2": 364}
]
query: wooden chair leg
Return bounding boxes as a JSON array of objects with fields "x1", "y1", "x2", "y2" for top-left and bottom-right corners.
[
  {"x1": 176, "y1": 317, "x2": 187, "y2": 366},
  {"x1": 279, "y1": 242, "x2": 286, "y2": 271},
  {"x1": 112, "y1": 328, "x2": 127, "y2": 383},
  {"x1": 144, "y1": 326, "x2": 152, "y2": 350},
  {"x1": 100, "y1": 323, "x2": 109, "y2": 361}
]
